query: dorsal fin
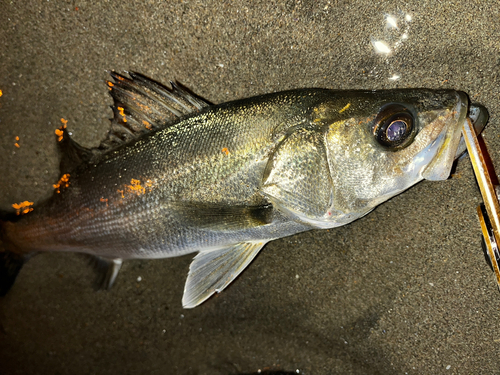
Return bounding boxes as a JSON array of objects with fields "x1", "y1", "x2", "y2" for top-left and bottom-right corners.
[
  {"x1": 57, "y1": 126, "x2": 95, "y2": 173},
  {"x1": 100, "y1": 71, "x2": 211, "y2": 150},
  {"x1": 55, "y1": 72, "x2": 212, "y2": 173}
]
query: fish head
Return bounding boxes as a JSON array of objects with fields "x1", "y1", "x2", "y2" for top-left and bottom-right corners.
[{"x1": 321, "y1": 89, "x2": 486, "y2": 225}]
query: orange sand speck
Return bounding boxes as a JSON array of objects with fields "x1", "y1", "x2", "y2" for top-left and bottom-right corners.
[
  {"x1": 56, "y1": 119, "x2": 68, "y2": 142},
  {"x1": 53, "y1": 174, "x2": 70, "y2": 193},
  {"x1": 123, "y1": 178, "x2": 153, "y2": 196},
  {"x1": 117, "y1": 106, "x2": 127, "y2": 122},
  {"x1": 12, "y1": 201, "x2": 34, "y2": 215}
]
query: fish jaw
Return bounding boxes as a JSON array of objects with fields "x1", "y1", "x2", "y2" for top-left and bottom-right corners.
[{"x1": 420, "y1": 91, "x2": 469, "y2": 181}]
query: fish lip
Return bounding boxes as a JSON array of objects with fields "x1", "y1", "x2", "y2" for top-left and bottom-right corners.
[
  {"x1": 468, "y1": 103, "x2": 489, "y2": 134},
  {"x1": 421, "y1": 91, "x2": 470, "y2": 181},
  {"x1": 453, "y1": 103, "x2": 489, "y2": 159}
]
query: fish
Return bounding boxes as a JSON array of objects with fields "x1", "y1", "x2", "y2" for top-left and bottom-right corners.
[{"x1": 0, "y1": 72, "x2": 488, "y2": 308}]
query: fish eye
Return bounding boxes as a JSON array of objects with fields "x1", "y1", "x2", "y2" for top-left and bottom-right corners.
[{"x1": 373, "y1": 104, "x2": 415, "y2": 149}]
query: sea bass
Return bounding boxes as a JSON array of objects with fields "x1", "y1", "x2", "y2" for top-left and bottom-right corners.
[{"x1": 0, "y1": 72, "x2": 488, "y2": 308}]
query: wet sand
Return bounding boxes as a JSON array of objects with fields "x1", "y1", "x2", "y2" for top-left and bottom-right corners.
[{"x1": 1, "y1": 1, "x2": 499, "y2": 374}]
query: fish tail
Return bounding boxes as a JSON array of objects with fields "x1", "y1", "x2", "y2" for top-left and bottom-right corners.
[
  {"x1": 0, "y1": 214, "x2": 29, "y2": 296},
  {"x1": 0, "y1": 250, "x2": 25, "y2": 296}
]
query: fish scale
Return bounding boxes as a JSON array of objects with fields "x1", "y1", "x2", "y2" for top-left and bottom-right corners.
[{"x1": 0, "y1": 72, "x2": 487, "y2": 307}]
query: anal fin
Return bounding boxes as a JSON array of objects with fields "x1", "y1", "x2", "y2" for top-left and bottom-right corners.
[
  {"x1": 87, "y1": 256, "x2": 123, "y2": 290},
  {"x1": 182, "y1": 241, "x2": 268, "y2": 308}
]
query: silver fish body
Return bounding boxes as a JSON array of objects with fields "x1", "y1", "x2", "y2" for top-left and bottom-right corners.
[{"x1": 0, "y1": 73, "x2": 486, "y2": 307}]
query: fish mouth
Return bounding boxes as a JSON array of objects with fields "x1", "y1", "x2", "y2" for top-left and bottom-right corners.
[{"x1": 421, "y1": 92, "x2": 488, "y2": 181}]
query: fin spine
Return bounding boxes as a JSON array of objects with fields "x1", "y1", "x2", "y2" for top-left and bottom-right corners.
[{"x1": 99, "y1": 71, "x2": 211, "y2": 151}]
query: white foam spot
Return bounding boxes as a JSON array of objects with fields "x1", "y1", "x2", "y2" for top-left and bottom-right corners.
[
  {"x1": 386, "y1": 15, "x2": 398, "y2": 29},
  {"x1": 372, "y1": 40, "x2": 392, "y2": 54}
]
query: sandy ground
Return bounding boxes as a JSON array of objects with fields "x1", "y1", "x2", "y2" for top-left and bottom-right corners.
[{"x1": 1, "y1": 1, "x2": 500, "y2": 374}]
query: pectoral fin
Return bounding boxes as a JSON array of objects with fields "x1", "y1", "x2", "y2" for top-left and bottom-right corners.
[
  {"x1": 182, "y1": 241, "x2": 267, "y2": 308},
  {"x1": 170, "y1": 202, "x2": 273, "y2": 231}
]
